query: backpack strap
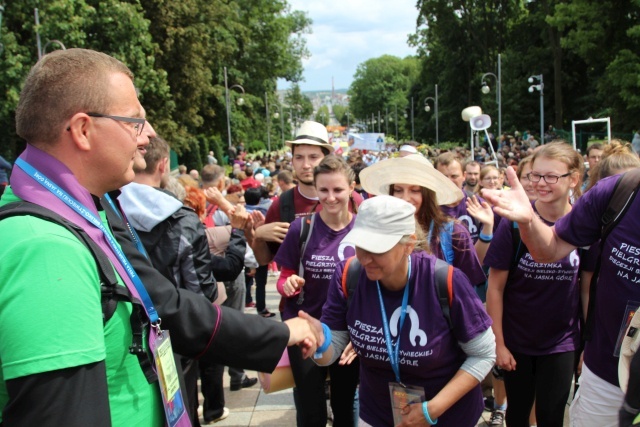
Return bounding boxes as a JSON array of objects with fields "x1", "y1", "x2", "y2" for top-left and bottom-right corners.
[
  {"x1": 584, "y1": 168, "x2": 640, "y2": 341},
  {"x1": 298, "y1": 213, "x2": 316, "y2": 276},
  {"x1": 510, "y1": 221, "x2": 528, "y2": 270},
  {"x1": 341, "y1": 256, "x2": 361, "y2": 308},
  {"x1": 0, "y1": 201, "x2": 157, "y2": 382},
  {"x1": 439, "y1": 221, "x2": 455, "y2": 265},
  {"x1": 279, "y1": 188, "x2": 296, "y2": 224},
  {"x1": 434, "y1": 258, "x2": 454, "y2": 330}
]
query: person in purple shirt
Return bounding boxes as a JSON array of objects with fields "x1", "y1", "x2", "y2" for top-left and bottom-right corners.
[
  {"x1": 360, "y1": 154, "x2": 487, "y2": 288},
  {"x1": 274, "y1": 155, "x2": 359, "y2": 427},
  {"x1": 485, "y1": 142, "x2": 584, "y2": 427},
  {"x1": 482, "y1": 149, "x2": 640, "y2": 426},
  {"x1": 304, "y1": 196, "x2": 495, "y2": 426}
]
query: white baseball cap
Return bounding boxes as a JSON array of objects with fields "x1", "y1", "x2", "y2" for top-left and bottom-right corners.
[{"x1": 342, "y1": 196, "x2": 416, "y2": 253}]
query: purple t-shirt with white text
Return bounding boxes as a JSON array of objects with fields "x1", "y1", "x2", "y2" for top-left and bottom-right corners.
[
  {"x1": 274, "y1": 214, "x2": 356, "y2": 320},
  {"x1": 484, "y1": 209, "x2": 581, "y2": 355},
  {"x1": 321, "y1": 251, "x2": 492, "y2": 426},
  {"x1": 555, "y1": 173, "x2": 640, "y2": 386}
]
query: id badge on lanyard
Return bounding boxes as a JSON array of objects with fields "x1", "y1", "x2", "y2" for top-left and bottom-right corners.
[{"x1": 151, "y1": 330, "x2": 188, "y2": 427}]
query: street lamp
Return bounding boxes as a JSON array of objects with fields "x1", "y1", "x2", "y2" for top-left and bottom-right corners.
[
  {"x1": 265, "y1": 92, "x2": 280, "y2": 153},
  {"x1": 423, "y1": 84, "x2": 439, "y2": 145},
  {"x1": 34, "y1": 8, "x2": 66, "y2": 60},
  {"x1": 480, "y1": 54, "x2": 502, "y2": 138},
  {"x1": 0, "y1": 5, "x2": 5, "y2": 56},
  {"x1": 394, "y1": 105, "x2": 398, "y2": 141},
  {"x1": 528, "y1": 74, "x2": 544, "y2": 145},
  {"x1": 224, "y1": 67, "x2": 245, "y2": 149},
  {"x1": 346, "y1": 111, "x2": 350, "y2": 130}
]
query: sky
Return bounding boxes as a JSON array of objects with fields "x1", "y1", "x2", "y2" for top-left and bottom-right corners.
[{"x1": 277, "y1": 0, "x2": 418, "y2": 92}]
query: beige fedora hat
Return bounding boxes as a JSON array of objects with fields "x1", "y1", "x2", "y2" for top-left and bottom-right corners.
[
  {"x1": 360, "y1": 154, "x2": 463, "y2": 205},
  {"x1": 285, "y1": 120, "x2": 334, "y2": 153}
]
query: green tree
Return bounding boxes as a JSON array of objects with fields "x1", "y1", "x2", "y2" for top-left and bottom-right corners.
[
  {"x1": 0, "y1": 0, "x2": 171, "y2": 160},
  {"x1": 348, "y1": 55, "x2": 418, "y2": 140}
]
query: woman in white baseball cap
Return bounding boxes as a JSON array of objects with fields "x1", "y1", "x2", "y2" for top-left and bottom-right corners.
[
  {"x1": 359, "y1": 154, "x2": 487, "y2": 290},
  {"x1": 305, "y1": 195, "x2": 495, "y2": 426}
]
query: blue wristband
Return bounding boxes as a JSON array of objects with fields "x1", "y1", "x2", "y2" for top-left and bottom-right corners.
[
  {"x1": 422, "y1": 401, "x2": 438, "y2": 425},
  {"x1": 314, "y1": 323, "x2": 332, "y2": 358},
  {"x1": 479, "y1": 231, "x2": 493, "y2": 242}
]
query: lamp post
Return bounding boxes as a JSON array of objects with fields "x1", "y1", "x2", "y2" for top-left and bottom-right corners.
[
  {"x1": 278, "y1": 104, "x2": 284, "y2": 149},
  {"x1": 423, "y1": 84, "x2": 439, "y2": 145},
  {"x1": 224, "y1": 67, "x2": 245, "y2": 149},
  {"x1": 34, "y1": 8, "x2": 66, "y2": 60},
  {"x1": 0, "y1": 5, "x2": 5, "y2": 55},
  {"x1": 346, "y1": 111, "x2": 350, "y2": 130},
  {"x1": 265, "y1": 93, "x2": 281, "y2": 153},
  {"x1": 394, "y1": 105, "x2": 398, "y2": 141},
  {"x1": 528, "y1": 74, "x2": 544, "y2": 144},
  {"x1": 481, "y1": 54, "x2": 502, "y2": 138}
]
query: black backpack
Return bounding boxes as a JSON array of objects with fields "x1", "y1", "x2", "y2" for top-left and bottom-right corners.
[{"x1": 583, "y1": 168, "x2": 640, "y2": 340}]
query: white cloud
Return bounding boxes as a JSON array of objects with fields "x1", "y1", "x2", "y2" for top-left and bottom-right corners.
[{"x1": 278, "y1": 0, "x2": 418, "y2": 91}]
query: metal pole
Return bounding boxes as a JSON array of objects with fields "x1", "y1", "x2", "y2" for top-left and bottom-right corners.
[
  {"x1": 0, "y1": 5, "x2": 4, "y2": 56},
  {"x1": 411, "y1": 97, "x2": 414, "y2": 140},
  {"x1": 540, "y1": 76, "x2": 544, "y2": 145},
  {"x1": 435, "y1": 84, "x2": 439, "y2": 145},
  {"x1": 280, "y1": 104, "x2": 284, "y2": 148},
  {"x1": 378, "y1": 110, "x2": 381, "y2": 133},
  {"x1": 497, "y1": 53, "x2": 502, "y2": 139},
  {"x1": 35, "y1": 8, "x2": 42, "y2": 59},
  {"x1": 395, "y1": 105, "x2": 398, "y2": 141},
  {"x1": 347, "y1": 111, "x2": 350, "y2": 130},
  {"x1": 386, "y1": 106, "x2": 389, "y2": 135},
  {"x1": 224, "y1": 67, "x2": 232, "y2": 149},
  {"x1": 265, "y1": 92, "x2": 271, "y2": 153}
]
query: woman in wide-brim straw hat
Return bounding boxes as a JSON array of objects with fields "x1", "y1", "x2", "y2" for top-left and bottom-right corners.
[
  {"x1": 305, "y1": 195, "x2": 496, "y2": 426},
  {"x1": 359, "y1": 154, "x2": 487, "y2": 288}
]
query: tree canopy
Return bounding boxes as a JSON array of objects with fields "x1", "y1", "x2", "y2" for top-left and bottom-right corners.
[{"x1": 0, "y1": 0, "x2": 311, "y2": 164}]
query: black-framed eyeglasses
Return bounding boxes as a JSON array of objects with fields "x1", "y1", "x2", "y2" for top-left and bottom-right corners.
[
  {"x1": 87, "y1": 113, "x2": 146, "y2": 137},
  {"x1": 526, "y1": 172, "x2": 572, "y2": 184}
]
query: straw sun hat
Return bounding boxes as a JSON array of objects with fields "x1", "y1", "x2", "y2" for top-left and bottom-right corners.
[
  {"x1": 285, "y1": 120, "x2": 334, "y2": 154},
  {"x1": 359, "y1": 154, "x2": 463, "y2": 206}
]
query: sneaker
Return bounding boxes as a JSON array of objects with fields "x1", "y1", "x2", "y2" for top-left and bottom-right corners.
[
  {"x1": 489, "y1": 409, "x2": 505, "y2": 426},
  {"x1": 203, "y1": 407, "x2": 229, "y2": 424},
  {"x1": 245, "y1": 302, "x2": 256, "y2": 308},
  {"x1": 230, "y1": 375, "x2": 258, "y2": 391}
]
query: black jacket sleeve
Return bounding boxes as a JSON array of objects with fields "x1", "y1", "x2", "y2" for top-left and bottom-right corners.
[
  {"x1": 3, "y1": 362, "x2": 111, "y2": 427},
  {"x1": 103, "y1": 194, "x2": 288, "y2": 372},
  {"x1": 209, "y1": 229, "x2": 246, "y2": 282}
]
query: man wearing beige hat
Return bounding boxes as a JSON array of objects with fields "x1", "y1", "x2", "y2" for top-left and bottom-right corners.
[{"x1": 251, "y1": 120, "x2": 362, "y2": 265}]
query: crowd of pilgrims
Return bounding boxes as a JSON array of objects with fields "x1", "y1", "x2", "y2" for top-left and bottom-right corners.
[{"x1": 148, "y1": 125, "x2": 639, "y2": 427}]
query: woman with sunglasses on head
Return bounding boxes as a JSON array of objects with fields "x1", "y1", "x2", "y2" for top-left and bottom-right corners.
[
  {"x1": 484, "y1": 142, "x2": 584, "y2": 427},
  {"x1": 274, "y1": 155, "x2": 360, "y2": 427},
  {"x1": 359, "y1": 154, "x2": 487, "y2": 289},
  {"x1": 305, "y1": 195, "x2": 495, "y2": 426}
]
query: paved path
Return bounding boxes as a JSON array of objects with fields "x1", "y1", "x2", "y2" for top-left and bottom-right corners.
[{"x1": 202, "y1": 274, "x2": 571, "y2": 426}]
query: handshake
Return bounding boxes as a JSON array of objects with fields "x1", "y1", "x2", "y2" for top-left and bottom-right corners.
[{"x1": 283, "y1": 310, "x2": 327, "y2": 359}]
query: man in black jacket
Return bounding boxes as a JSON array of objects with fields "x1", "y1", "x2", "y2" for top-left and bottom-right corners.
[{"x1": 119, "y1": 135, "x2": 251, "y2": 423}]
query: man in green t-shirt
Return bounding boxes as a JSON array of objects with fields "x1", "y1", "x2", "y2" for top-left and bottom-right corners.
[{"x1": 0, "y1": 48, "x2": 321, "y2": 426}]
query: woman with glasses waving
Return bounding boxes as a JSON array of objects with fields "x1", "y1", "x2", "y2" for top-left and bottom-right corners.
[{"x1": 484, "y1": 141, "x2": 584, "y2": 427}]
